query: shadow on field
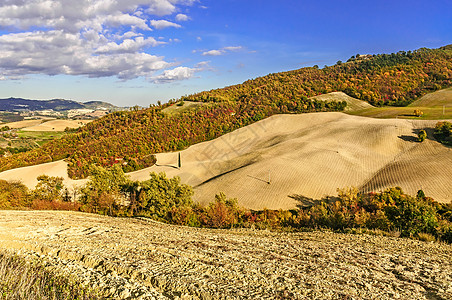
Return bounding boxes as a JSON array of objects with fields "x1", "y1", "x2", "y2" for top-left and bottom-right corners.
[
  {"x1": 289, "y1": 194, "x2": 339, "y2": 209},
  {"x1": 155, "y1": 163, "x2": 179, "y2": 169},
  {"x1": 397, "y1": 135, "x2": 418, "y2": 142}
]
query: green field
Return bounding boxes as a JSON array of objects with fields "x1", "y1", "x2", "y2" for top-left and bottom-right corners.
[
  {"x1": 347, "y1": 88, "x2": 452, "y2": 120},
  {"x1": 349, "y1": 106, "x2": 452, "y2": 119},
  {"x1": 161, "y1": 101, "x2": 208, "y2": 116}
]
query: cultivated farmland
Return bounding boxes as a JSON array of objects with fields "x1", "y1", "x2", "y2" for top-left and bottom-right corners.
[{"x1": 2, "y1": 111, "x2": 451, "y2": 210}]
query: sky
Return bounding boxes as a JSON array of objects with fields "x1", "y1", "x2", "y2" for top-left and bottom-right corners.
[{"x1": 0, "y1": 0, "x2": 451, "y2": 107}]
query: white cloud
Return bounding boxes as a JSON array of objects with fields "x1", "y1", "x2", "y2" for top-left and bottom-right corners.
[
  {"x1": 150, "y1": 19, "x2": 181, "y2": 30},
  {"x1": 175, "y1": 13, "x2": 189, "y2": 21},
  {"x1": 223, "y1": 46, "x2": 243, "y2": 51},
  {"x1": 152, "y1": 66, "x2": 195, "y2": 83},
  {"x1": 95, "y1": 37, "x2": 164, "y2": 54},
  {"x1": 202, "y1": 46, "x2": 244, "y2": 56},
  {"x1": 0, "y1": 30, "x2": 170, "y2": 79},
  {"x1": 0, "y1": 0, "x2": 196, "y2": 81},
  {"x1": 202, "y1": 49, "x2": 223, "y2": 56}
]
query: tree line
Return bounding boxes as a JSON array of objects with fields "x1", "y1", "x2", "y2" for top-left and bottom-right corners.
[{"x1": 1, "y1": 167, "x2": 451, "y2": 244}]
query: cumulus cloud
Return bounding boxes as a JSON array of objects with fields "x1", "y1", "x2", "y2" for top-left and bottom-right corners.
[
  {"x1": 175, "y1": 13, "x2": 190, "y2": 21},
  {"x1": 151, "y1": 60, "x2": 211, "y2": 83},
  {"x1": 150, "y1": 19, "x2": 181, "y2": 30},
  {"x1": 0, "y1": 0, "x2": 196, "y2": 81},
  {"x1": 202, "y1": 49, "x2": 223, "y2": 56},
  {"x1": 151, "y1": 66, "x2": 196, "y2": 83},
  {"x1": 202, "y1": 46, "x2": 244, "y2": 56}
]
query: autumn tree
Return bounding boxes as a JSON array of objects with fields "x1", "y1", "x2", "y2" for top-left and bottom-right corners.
[{"x1": 32, "y1": 175, "x2": 65, "y2": 202}]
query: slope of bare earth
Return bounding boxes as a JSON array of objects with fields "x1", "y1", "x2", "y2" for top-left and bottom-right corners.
[
  {"x1": 1, "y1": 112, "x2": 451, "y2": 210},
  {"x1": 0, "y1": 160, "x2": 86, "y2": 191},
  {"x1": 1, "y1": 119, "x2": 54, "y2": 129},
  {"x1": 0, "y1": 210, "x2": 451, "y2": 299},
  {"x1": 22, "y1": 119, "x2": 92, "y2": 131},
  {"x1": 130, "y1": 112, "x2": 451, "y2": 209},
  {"x1": 310, "y1": 91, "x2": 374, "y2": 112}
]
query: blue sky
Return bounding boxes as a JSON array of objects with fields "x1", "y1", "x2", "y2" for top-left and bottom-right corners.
[{"x1": 0, "y1": 0, "x2": 451, "y2": 106}]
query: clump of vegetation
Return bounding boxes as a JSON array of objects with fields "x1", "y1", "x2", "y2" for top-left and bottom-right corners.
[
  {"x1": 0, "y1": 180, "x2": 30, "y2": 209},
  {"x1": 418, "y1": 129, "x2": 427, "y2": 142},
  {"x1": 2, "y1": 168, "x2": 452, "y2": 244},
  {"x1": 0, "y1": 251, "x2": 101, "y2": 299},
  {"x1": 414, "y1": 109, "x2": 423, "y2": 117},
  {"x1": 434, "y1": 121, "x2": 452, "y2": 145}
]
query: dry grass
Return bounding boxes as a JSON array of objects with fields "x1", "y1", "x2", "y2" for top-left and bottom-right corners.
[
  {"x1": 1, "y1": 119, "x2": 50, "y2": 129},
  {"x1": 0, "y1": 251, "x2": 99, "y2": 299}
]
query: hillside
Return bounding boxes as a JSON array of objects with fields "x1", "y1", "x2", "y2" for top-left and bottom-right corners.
[
  {"x1": 183, "y1": 45, "x2": 452, "y2": 107},
  {"x1": 130, "y1": 113, "x2": 452, "y2": 208},
  {"x1": 0, "y1": 98, "x2": 116, "y2": 111},
  {"x1": 0, "y1": 45, "x2": 451, "y2": 178},
  {"x1": 2, "y1": 112, "x2": 451, "y2": 208},
  {"x1": 309, "y1": 91, "x2": 374, "y2": 112},
  {"x1": 409, "y1": 87, "x2": 452, "y2": 107},
  {"x1": 1, "y1": 210, "x2": 451, "y2": 299}
]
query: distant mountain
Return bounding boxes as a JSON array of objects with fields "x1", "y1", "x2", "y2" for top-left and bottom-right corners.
[{"x1": 0, "y1": 98, "x2": 117, "y2": 111}]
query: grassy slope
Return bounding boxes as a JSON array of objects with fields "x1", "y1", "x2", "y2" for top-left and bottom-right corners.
[{"x1": 348, "y1": 87, "x2": 452, "y2": 119}]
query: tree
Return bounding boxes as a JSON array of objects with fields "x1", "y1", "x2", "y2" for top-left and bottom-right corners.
[
  {"x1": 79, "y1": 164, "x2": 129, "y2": 213},
  {"x1": 138, "y1": 172, "x2": 194, "y2": 219},
  {"x1": 0, "y1": 180, "x2": 30, "y2": 208},
  {"x1": 418, "y1": 129, "x2": 427, "y2": 142},
  {"x1": 413, "y1": 109, "x2": 423, "y2": 117},
  {"x1": 205, "y1": 192, "x2": 240, "y2": 228},
  {"x1": 32, "y1": 175, "x2": 65, "y2": 202}
]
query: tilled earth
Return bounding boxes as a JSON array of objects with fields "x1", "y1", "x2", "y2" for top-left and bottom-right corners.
[{"x1": 0, "y1": 210, "x2": 451, "y2": 299}]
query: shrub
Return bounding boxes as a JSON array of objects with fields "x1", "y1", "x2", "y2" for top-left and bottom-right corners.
[
  {"x1": 434, "y1": 121, "x2": 452, "y2": 145},
  {"x1": 413, "y1": 109, "x2": 423, "y2": 117},
  {"x1": 204, "y1": 192, "x2": 240, "y2": 228},
  {"x1": 417, "y1": 130, "x2": 427, "y2": 142},
  {"x1": 0, "y1": 180, "x2": 30, "y2": 209}
]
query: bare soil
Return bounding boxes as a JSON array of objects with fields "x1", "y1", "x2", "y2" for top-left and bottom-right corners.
[
  {"x1": 1, "y1": 112, "x2": 451, "y2": 210},
  {"x1": 0, "y1": 210, "x2": 451, "y2": 299}
]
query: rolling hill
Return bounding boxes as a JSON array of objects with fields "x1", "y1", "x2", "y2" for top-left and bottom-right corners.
[
  {"x1": 2, "y1": 111, "x2": 451, "y2": 209},
  {"x1": 0, "y1": 45, "x2": 451, "y2": 180}
]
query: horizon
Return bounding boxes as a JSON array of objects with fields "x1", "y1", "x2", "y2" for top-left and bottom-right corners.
[{"x1": 0, "y1": 0, "x2": 451, "y2": 107}]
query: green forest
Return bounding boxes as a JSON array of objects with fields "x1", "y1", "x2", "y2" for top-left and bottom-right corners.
[{"x1": 0, "y1": 45, "x2": 451, "y2": 178}]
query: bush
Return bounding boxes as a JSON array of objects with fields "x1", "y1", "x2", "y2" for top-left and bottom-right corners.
[
  {"x1": 418, "y1": 129, "x2": 427, "y2": 142},
  {"x1": 0, "y1": 180, "x2": 31, "y2": 209},
  {"x1": 204, "y1": 192, "x2": 240, "y2": 228},
  {"x1": 434, "y1": 121, "x2": 452, "y2": 145}
]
